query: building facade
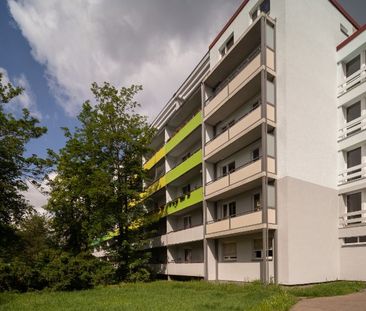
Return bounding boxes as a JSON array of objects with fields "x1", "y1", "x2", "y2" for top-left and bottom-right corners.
[{"x1": 143, "y1": 0, "x2": 366, "y2": 284}]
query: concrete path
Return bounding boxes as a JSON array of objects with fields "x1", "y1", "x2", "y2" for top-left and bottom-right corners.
[{"x1": 291, "y1": 290, "x2": 366, "y2": 311}]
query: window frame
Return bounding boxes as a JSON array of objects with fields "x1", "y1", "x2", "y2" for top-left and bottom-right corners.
[{"x1": 222, "y1": 242, "x2": 237, "y2": 261}]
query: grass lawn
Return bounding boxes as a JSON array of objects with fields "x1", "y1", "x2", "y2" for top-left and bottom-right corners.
[{"x1": 0, "y1": 280, "x2": 365, "y2": 311}]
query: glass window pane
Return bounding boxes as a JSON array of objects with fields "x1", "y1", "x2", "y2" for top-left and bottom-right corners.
[
  {"x1": 346, "y1": 102, "x2": 361, "y2": 123},
  {"x1": 346, "y1": 55, "x2": 360, "y2": 78},
  {"x1": 359, "y1": 236, "x2": 366, "y2": 243},
  {"x1": 344, "y1": 237, "x2": 358, "y2": 244},
  {"x1": 347, "y1": 147, "x2": 361, "y2": 168}
]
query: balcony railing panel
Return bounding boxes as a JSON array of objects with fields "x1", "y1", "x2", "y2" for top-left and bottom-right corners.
[
  {"x1": 338, "y1": 67, "x2": 366, "y2": 96},
  {"x1": 338, "y1": 162, "x2": 366, "y2": 185},
  {"x1": 167, "y1": 225, "x2": 204, "y2": 245},
  {"x1": 206, "y1": 209, "x2": 276, "y2": 235},
  {"x1": 339, "y1": 210, "x2": 366, "y2": 227},
  {"x1": 338, "y1": 114, "x2": 366, "y2": 140},
  {"x1": 205, "y1": 175, "x2": 229, "y2": 196}
]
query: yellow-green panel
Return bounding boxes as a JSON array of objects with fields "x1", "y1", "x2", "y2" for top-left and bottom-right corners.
[
  {"x1": 166, "y1": 187, "x2": 203, "y2": 215},
  {"x1": 144, "y1": 175, "x2": 167, "y2": 197},
  {"x1": 165, "y1": 111, "x2": 202, "y2": 153},
  {"x1": 143, "y1": 145, "x2": 166, "y2": 171},
  {"x1": 165, "y1": 149, "x2": 202, "y2": 184}
]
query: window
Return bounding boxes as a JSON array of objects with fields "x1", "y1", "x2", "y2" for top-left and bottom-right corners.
[
  {"x1": 340, "y1": 24, "x2": 349, "y2": 37},
  {"x1": 252, "y1": 148, "x2": 260, "y2": 161},
  {"x1": 219, "y1": 34, "x2": 234, "y2": 58},
  {"x1": 253, "y1": 193, "x2": 261, "y2": 211},
  {"x1": 344, "y1": 236, "x2": 366, "y2": 245},
  {"x1": 229, "y1": 202, "x2": 236, "y2": 217},
  {"x1": 345, "y1": 55, "x2": 361, "y2": 78},
  {"x1": 182, "y1": 184, "x2": 191, "y2": 195},
  {"x1": 222, "y1": 161, "x2": 235, "y2": 176},
  {"x1": 223, "y1": 204, "x2": 228, "y2": 219},
  {"x1": 183, "y1": 215, "x2": 192, "y2": 229},
  {"x1": 184, "y1": 249, "x2": 192, "y2": 263},
  {"x1": 346, "y1": 147, "x2": 361, "y2": 181},
  {"x1": 223, "y1": 243, "x2": 237, "y2": 261},
  {"x1": 346, "y1": 102, "x2": 361, "y2": 136},
  {"x1": 346, "y1": 192, "x2": 362, "y2": 222},
  {"x1": 253, "y1": 238, "x2": 273, "y2": 260}
]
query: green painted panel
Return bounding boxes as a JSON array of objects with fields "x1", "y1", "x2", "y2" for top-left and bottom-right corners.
[
  {"x1": 165, "y1": 111, "x2": 202, "y2": 153},
  {"x1": 165, "y1": 149, "x2": 202, "y2": 184},
  {"x1": 166, "y1": 187, "x2": 203, "y2": 215}
]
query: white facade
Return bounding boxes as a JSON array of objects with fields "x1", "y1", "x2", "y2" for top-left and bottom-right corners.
[{"x1": 142, "y1": 0, "x2": 366, "y2": 284}]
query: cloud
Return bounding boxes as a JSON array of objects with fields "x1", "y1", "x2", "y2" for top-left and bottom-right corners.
[
  {"x1": 0, "y1": 67, "x2": 42, "y2": 119},
  {"x1": 8, "y1": 0, "x2": 241, "y2": 119}
]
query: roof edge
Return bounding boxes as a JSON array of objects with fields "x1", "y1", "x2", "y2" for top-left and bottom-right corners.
[
  {"x1": 208, "y1": 0, "x2": 360, "y2": 51},
  {"x1": 337, "y1": 24, "x2": 366, "y2": 51}
]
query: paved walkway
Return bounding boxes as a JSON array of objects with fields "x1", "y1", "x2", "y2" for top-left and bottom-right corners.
[{"x1": 291, "y1": 290, "x2": 366, "y2": 311}]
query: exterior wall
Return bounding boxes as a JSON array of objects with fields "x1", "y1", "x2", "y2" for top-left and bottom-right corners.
[
  {"x1": 277, "y1": 176, "x2": 339, "y2": 284},
  {"x1": 340, "y1": 244, "x2": 366, "y2": 280},
  {"x1": 274, "y1": 0, "x2": 353, "y2": 187},
  {"x1": 168, "y1": 207, "x2": 203, "y2": 232}
]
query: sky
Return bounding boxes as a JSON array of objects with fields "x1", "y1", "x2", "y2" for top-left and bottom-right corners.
[{"x1": 1, "y1": 0, "x2": 366, "y2": 210}]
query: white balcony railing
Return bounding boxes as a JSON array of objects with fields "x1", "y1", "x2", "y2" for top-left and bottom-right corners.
[
  {"x1": 338, "y1": 67, "x2": 366, "y2": 96},
  {"x1": 338, "y1": 162, "x2": 366, "y2": 185},
  {"x1": 338, "y1": 114, "x2": 366, "y2": 140},
  {"x1": 339, "y1": 210, "x2": 366, "y2": 227}
]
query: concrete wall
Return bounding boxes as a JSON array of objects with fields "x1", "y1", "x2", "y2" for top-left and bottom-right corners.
[
  {"x1": 277, "y1": 176, "x2": 339, "y2": 284},
  {"x1": 340, "y1": 244, "x2": 366, "y2": 280}
]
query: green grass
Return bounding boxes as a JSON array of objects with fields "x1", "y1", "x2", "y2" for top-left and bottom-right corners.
[{"x1": 0, "y1": 280, "x2": 365, "y2": 311}]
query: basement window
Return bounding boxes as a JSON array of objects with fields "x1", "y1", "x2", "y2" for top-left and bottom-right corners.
[{"x1": 344, "y1": 236, "x2": 366, "y2": 245}]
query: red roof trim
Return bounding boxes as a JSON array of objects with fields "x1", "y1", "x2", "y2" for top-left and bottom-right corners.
[
  {"x1": 208, "y1": 0, "x2": 360, "y2": 51},
  {"x1": 337, "y1": 24, "x2": 366, "y2": 51},
  {"x1": 208, "y1": 0, "x2": 250, "y2": 50},
  {"x1": 329, "y1": 0, "x2": 360, "y2": 30}
]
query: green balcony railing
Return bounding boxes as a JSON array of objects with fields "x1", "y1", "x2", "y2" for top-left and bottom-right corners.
[
  {"x1": 143, "y1": 111, "x2": 202, "y2": 171},
  {"x1": 166, "y1": 186, "x2": 203, "y2": 215}
]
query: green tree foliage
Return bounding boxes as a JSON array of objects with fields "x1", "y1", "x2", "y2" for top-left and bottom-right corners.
[
  {"x1": 0, "y1": 73, "x2": 47, "y2": 254},
  {"x1": 47, "y1": 82, "x2": 155, "y2": 280}
]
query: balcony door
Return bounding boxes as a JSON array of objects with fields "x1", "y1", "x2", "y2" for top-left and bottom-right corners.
[
  {"x1": 346, "y1": 102, "x2": 361, "y2": 136},
  {"x1": 347, "y1": 147, "x2": 361, "y2": 181},
  {"x1": 346, "y1": 192, "x2": 362, "y2": 223}
]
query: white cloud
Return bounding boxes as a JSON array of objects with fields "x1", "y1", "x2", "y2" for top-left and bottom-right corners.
[
  {"x1": 0, "y1": 67, "x2": 42, "y2": 119},
  {"x1": 8, "y1": 0, "x2": 241, "y2": 120}
]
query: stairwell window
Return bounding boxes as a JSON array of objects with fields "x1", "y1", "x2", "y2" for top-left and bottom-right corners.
[
  {"x1": 219, "y1": 34, "x2": 234, "y2": 58},
  {"x1": 223, "y1": 243, "x2": 237, "y2": 261}
]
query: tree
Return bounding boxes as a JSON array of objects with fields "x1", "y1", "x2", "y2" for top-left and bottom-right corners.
[
  {"x1": 47, "y1": 82, "x2": 155, "y2": 280},
  {"x1": 0, "y1": 72, "x2": 47, "y2": 254}
]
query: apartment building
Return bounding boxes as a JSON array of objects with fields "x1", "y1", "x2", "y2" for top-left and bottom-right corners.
[{"x1": 142, "y1": 0, "x2": 366, "y2": 285}]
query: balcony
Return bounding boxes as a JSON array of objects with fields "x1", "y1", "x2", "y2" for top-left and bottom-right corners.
[
  {"x1": 205, "y1": 157, "x2": 276, "y2": 200},
  {"x1": 205, "y1": 48, "x2": 263, "y2": 118},
  {"x1": 205, "y1": 104, "x2": 275, "y2": 161},
  {"x1": 206, "y1": 209, "x2": 276, "y2": 238},
  {"x1": 167, "y1": 262, "x2": 204, "y2": 277},
  {"x1": 339, "y1": 115, "x2": 366, "y2": 141},
  {"x1": 146, "y1": 234, "x2": 167, "y2": 248},
  {"x1": 144, "y1": 149, "x2": 202, "y2": 198},
  {"x1": 338, "y1": 163, "x2": 366, "y2": 186},
  {"x1": 167, "y1": 224, "x2": 204, "y2": 245},
  {"x1": 338, "y1": 67, "x2": 366, "y2": 97},
  {"x1": 143, "y1": 111, "x2": 202, "y2": 171},
  {"x1": 166, "y1": 187, "x2": 203, "y2": 215},
  {"x1": 339, "y1": 210, "x2": 366, "y2": 227}
]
